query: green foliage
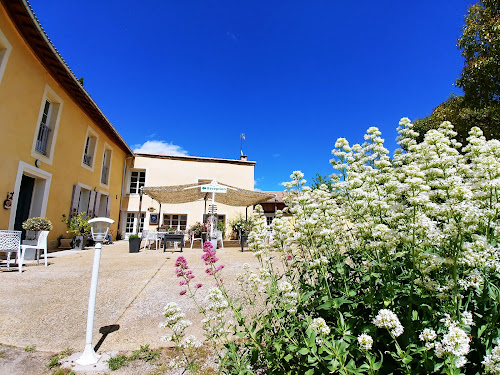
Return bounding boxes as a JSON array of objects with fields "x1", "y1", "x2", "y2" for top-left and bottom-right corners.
[
  {"x1": 46, "y1": 355, "x2": 60, "y2": 369},
  {"x1": 24, "y1": 345, "x2": 36, "y2": 353},
  {"x1": 22, "y1": 217, "x2": 53, "y2": 231},
  {"x1": 128, "y1": 234, "x2": 140, "y2": 239},
  {"x1": 456, "y1": 0, "x2": 500, "y2": 106},
  {"x1": 107, "y1": 355, "x2": 128, "y2": 371},
  {"x1": 229, "y1": 214, "x2": 253, "y2": 235},
  {"x1": 61, "y1": 212, "x2": 90, "y2": 236},
  {"x1": 413, "y1": 95, "x2": 500, "y2": 146},
  {"x1": 188, "y1": 222, "x2": 207, "y2": 237},
  {"x1": 310, "y1": 173, "x2": 334, "y2": 191}
]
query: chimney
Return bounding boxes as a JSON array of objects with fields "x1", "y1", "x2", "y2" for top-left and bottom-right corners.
[{"x1": 240, "y1": 154, "x2": 247, "y2": 161}]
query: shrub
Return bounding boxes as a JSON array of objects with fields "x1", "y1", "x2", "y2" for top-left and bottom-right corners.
[
  {"x1": 128, "y1": 234, "x2": 140, "y2": 239},
  {"x1": 164, "y1": 119, "x2": 500, "y2": 375},
  {"x1": 62, "y1": 212, "x2": 90, "y2": 236},
  {"x1": 22, "y1": 217, "x2": 52, "y2": 231}
]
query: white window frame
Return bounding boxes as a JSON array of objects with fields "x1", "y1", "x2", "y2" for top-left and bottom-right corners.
[
  {"x1": 99, "y1": 142, "x2": 113, "y2": 188},
  {"x1": 0, "y1": 27, "x2": 12, "y2": 85},
  {"x1": 30, "y1": 85, "x2": 63, "y2": 165},
  {"x1": 163, "y1": 213, "x2": 188, "y2": 231},
  {"x1": 128, "y1": 169, "x2": 146, "y2": 194},
  {"x1": 81, "y1": 126, "x2": 99, "y2": 171}
]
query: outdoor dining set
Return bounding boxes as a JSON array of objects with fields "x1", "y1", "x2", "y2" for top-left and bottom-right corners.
[{"x1": 0, "y1": 229, "x2": 49, "y2": 272}]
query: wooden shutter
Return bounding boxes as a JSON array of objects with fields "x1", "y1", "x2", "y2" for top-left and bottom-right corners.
[
  {"x1": 88, "y1": 191, "x2": 96, "y2": 217},
  {"x1": 70, "y1": 184, "x2": 81, "y2": 217},
  {"x1": 94, "y1": 192, "x2": 102, "y2": 217},
  {"x1": 105, "y1": 195, "x2": 111, "y2": 218}
]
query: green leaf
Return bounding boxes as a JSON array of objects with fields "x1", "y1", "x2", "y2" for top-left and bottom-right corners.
[
  {"x1": 298, "y1": 348, "x2": 309, "y2": 355},
  {"x1": 305, "y1": 370, "x2": 314, "y2": 375},
  {"x1": 284, "y1": 354, "x2": 293, "y2": 362}
]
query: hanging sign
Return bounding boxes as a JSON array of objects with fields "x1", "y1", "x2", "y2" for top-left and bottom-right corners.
[{"x1": 200, "y1": 184, "x2": 227, "y2": 193}]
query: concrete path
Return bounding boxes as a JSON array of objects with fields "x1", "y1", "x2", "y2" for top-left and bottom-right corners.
[{"x1": 0, "y1": 241, "x2": 260, "y2": 354}]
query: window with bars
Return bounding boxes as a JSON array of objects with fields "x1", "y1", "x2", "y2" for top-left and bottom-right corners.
[
  {"x1": 163, "y1": 214, "x2": 187, "y2": 231},
  {"x1": 129, "y1": 171, "x2": 146, "y2": 194},
  {"x1": 35, "y1": 100, "x2": 52, "y2": 155},
  {"x1": 101, "y1": 148, "x2": 111, "y2": 185},
  {"x1": 266, "y1": 216, "x2": 274, "y2": 226}
]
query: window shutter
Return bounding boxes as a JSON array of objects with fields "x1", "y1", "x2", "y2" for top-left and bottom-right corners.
[
  {"x1": 70, "y1": 185, "x2": 81, "y2": 217},
  {"x1": 94, "y1": 192, "x2": 102, "y2": 217},
  {"x1": 88, "y1": 191, "x2": 97, "y2": 217},
  {"x1": 106, "y1": 195, "x2": 111, "y2": 218}
]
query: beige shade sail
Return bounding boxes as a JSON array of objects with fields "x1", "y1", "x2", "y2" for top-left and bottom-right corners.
[{"x1": 142, "y1": 182, "x2": 275, "y2": 207}]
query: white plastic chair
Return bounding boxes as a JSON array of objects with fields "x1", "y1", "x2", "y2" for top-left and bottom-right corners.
[
  {"x1": 146, "y1": 231, "x2": 160, "y2": 250},
  {"x1": 20, "y1": 230, "x2": 49, "y2": 269},
  {"x1": 214, "y1": 230, "x2": 224, "y2": 249},
  {"x1": 190, "y1": 232, "x2": 202, "y2": 249},
  {"x1": 0, "y1": 230, "x2": 22, "y2": 272}
]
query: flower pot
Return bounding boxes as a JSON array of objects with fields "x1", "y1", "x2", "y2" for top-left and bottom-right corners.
[
  {"x1": 58, "y1": 238, "x2": 73, "y2": 250},
  {"x1": 73, "y1": 236, "x2": 85, "y2": 250},
  {"x1": 129, "y1": 237, "x2": 141, "y2": 253}
]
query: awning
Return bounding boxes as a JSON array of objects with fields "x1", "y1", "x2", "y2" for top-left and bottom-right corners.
[{"x1": 142, "y1": 181, "x2": 275, "y2": 207}]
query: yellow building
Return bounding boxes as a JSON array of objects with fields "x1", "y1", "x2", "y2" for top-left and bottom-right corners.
[{"x1": 0, "y1": 1, "x2": 133, "y2": 248}]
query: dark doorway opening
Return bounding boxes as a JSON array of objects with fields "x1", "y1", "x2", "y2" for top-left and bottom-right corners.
[{"x1": 14, "y1": 174, "x2": 35, "y2": 240}]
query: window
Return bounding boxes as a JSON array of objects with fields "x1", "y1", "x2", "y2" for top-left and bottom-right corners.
[
  {"x1": 100, "y1": 147, "x2": 112, "y2": 185},
  {"x1": 126, "y1": 212, "x2": 144, "y2": 234},
  {"x1": 203, "y1": 214, "x2": 226, "y2": 228},
  {"x1": 266, "y1": 216, "x2": 273, "y2": 226},
  {"x1": 0, "y1": 27, "x2": 12, "y2": 85},
  {"x1": 31, "y1": 85, "x2": 63, "y2": 165},
  {"x1": 129, "y1": 171, "x2": 146, "y2": 194},
  {"x1": 81, "y1": 127, "x2": 98, "y2": 170},
  {"x1": 163, "y1": 214, "x2": 187, "y2": 231}
]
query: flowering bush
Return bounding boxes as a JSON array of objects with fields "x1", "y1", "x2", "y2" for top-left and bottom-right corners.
[
  {"x1": 229, "y1": 214, "x2": 253, "y2": 236},
  {"x1": 61, "y1": 212, "x2": 90, "y2": 236},
  {"x1": 188, "y1": 222, "x2": 207, "y2": 238},
  {"x1": 22, "y1": 217, "x2": 53, "y2": 231},
  {"x1": 163, "y1": 119, "x2": 500, "y2": 374}
]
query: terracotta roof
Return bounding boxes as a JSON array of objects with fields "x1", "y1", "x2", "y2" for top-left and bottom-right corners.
[
  {"x1": 260, "y1": 191, "x2": 288, "y2": 203},
  {"x1": 134, "y1": 152, "x2": 256, "y2": 165},
  {"x1": 3, "y1": 0, "x2": 133, "y2": 155}
]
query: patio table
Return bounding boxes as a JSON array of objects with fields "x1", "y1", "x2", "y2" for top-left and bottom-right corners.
[{"x1": 157, "y1": 233, "x2": 185, "y2": 252}]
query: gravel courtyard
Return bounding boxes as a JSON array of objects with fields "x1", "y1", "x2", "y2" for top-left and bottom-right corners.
[{"x1": 0, "y1": 240, "x2": 259, "y2": 355}]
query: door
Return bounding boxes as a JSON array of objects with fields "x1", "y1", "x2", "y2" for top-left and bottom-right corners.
[{"x1": 14, "y1": 175, "x2": 35, "y2": 239}]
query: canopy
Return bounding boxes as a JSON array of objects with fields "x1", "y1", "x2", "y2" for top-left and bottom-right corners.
[{"x1": 142, "y1": 181, "x2": 275, "y2": 207}]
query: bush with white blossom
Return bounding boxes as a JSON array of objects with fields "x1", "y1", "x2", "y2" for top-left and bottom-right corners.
[{"x1": 163, "y1": 119, "x2": 500, "y2": 374}]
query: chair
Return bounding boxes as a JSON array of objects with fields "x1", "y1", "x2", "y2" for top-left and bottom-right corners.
[
  {"x1": 214, "y1": 230, "x2": 224, "y2": 249},
  {"x1": 0, "y1": 230, "x2": 22, "y2": 272},
  {"x1": 20, "y1": 230, "x2": 49, "y2": 269},
  {"x1": 145, "y1": 231, "x2": 160, "y2": 250},
  {"x1": 190, "y1": 231, "x2": 202, "y2": 249}
]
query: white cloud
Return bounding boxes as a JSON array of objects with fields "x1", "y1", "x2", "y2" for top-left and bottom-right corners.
[{"x1": 133, "y1": 140, "x2": 188, "y2": 156}]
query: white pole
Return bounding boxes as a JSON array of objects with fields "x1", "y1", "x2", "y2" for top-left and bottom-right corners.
[
  {"x1": 210, "y1": 191, "x2": 215, "y2": 239},
  {"x1": 76, "y1": 241, "x2": 102, "y2": 365}
]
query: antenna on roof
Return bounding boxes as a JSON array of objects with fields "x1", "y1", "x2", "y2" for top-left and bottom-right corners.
[{"x1": 240, "y1": 133, "x2": 246, "y2": 157}]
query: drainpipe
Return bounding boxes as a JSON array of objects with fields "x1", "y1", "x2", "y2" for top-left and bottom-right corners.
[{"x1": 118, "y1": 156, "x2": 134, "y2": 236}]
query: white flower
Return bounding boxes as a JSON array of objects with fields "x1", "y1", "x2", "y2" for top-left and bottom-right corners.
[
  {"x1": 309, "y1": 317, "x2": 330, "y2": 336},
  {"x1": 357, "y1": 334, "x2": 373, "y2": 350},
  {"x1": 435, "y1": 326, "x2": 470, "y2": 358},
  {"x1": 419, "y1": 328, "x2": 437, "y2": 342},
  {"x1": 373, "y1": 309, "x2": 404, "y2": 337},
  {"x1": 483, "y1": 345, "x2": 500, "y2": 374}
]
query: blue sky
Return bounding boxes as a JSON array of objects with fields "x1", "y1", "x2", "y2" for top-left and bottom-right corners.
[{"x1": 29, "y1": 0, "x2": 471, "y2": 191}]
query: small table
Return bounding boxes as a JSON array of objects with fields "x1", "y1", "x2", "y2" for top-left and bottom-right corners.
[{"x1": 159, "y1": 234, "x2": 185, "y2": 252}]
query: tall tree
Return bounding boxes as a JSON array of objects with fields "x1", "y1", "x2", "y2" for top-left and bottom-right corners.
[
  {"x1": 456, "y1": 0, "x2": 500, "y2": 106},
  {"x1": 414, "y1": 0, "x2": 500, "y2": 144}
]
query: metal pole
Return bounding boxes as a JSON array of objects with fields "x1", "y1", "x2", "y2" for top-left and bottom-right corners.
[
  {"x1": 157, "y1": 203, "x2": 161, "y2": 231},
  {"x1": 76, "y1": 241, "x2": 103, "y2": 365},
  {"x1": 137, "y1": 187, "x2": 143, "y2": 234}
]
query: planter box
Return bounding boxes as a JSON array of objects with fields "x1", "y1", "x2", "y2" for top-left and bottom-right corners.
[
  {"x1": 129, "y1": 238, "x2": 141, "y2": 253},
  {"x1": 73, "y1": 236, "x2": 86, "y2": 250}
]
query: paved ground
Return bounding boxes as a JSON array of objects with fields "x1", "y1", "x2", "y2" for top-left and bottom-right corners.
[{"x1": 0, "y1": 240, "x2": 260, "y2": 357}]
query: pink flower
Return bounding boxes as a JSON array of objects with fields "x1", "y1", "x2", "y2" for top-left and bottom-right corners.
[
  {"x1": 179, "y1": 290, "x2": 187, "y2": 296},
  {"x1": 195, "y1": 283, "x2": 202, "y2": 289}
]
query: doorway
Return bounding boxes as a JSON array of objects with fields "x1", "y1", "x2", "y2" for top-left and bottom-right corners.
[{"x1": 14, "y1": 175, "x2": 35, "y2": 239}]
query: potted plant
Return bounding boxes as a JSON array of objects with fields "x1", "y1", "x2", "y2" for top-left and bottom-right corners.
[
  {"x1": 188, "y1": 222, "x2": 207, "y2": 242},
  {"x1": 62, "y1": 212, "x2": 91, "y2": 250},
  {"x1": 22, "y1": 217, "x2": 53, "y2": 259},
  {"x1": 128, "y1": 234, "x2": 141, "y2": 253},
  {"x1": 230, "y1": 215, "x2": 253, "y2": 240}
]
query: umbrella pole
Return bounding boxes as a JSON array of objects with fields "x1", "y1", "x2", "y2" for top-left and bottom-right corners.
[
  {"x1": 158, "y1": 203, "x2": 161, "y2": 231},
  {"x1": 210, "y1": 192, "x2": 215, "y2": 239}
]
